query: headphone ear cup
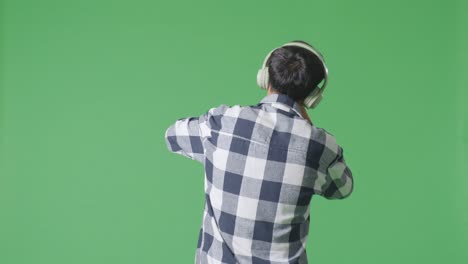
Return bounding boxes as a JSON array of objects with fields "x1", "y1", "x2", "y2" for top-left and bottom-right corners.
[
  {"x1": 310, "y1": 94, "x2": 323, "y2": 109},
  {"x1": 256, "y1": 68, "x2": 264, "y2": 89},
  {"x1": 257, "y1": 67, "x2": 269, "y2": 90},
  {"x1": 262, "y1": 67, "x2": 270, "y2": 90},
  {"x1": 304, "y1": 86, "x2": 323, "y2": 109}
]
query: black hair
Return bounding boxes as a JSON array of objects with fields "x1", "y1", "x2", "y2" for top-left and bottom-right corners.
[{"x1": 266, "y1": 40, "x2": 326, "y2": 101}]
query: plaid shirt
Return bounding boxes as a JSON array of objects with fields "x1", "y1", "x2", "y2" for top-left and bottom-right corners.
[{"x1": 164, "y1": 93, "x2": 354, "y2": 264}]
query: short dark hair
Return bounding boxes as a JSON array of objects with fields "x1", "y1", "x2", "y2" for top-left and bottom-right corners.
[{"x1": 267, "y1": 40, "x2": 326, "y2": 101}]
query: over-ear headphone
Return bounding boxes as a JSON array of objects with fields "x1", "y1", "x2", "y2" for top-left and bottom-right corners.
[{"x1": 256, "y1": 41, "x2": 329, "y2": 109}]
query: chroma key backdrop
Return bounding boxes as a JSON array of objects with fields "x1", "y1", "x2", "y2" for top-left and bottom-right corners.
[{"x1": 1, "y1": 1, "x2": 467, "y2": 264}]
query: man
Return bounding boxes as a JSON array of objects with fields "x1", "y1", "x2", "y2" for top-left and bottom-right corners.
[{"x1": 165, "y1": 40, "x2": 354, "y2": 264}]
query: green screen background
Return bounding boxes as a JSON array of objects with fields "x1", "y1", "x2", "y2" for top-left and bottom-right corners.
[{"x1": 1, "y1": 1, "x2": 467, "y2": 263}]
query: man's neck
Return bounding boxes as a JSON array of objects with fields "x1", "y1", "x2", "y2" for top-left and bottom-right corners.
[
  {"x1": 267, "y1": 90, "x2": 304, "y2": 107},
  {"x1": 266, "y1": 91, "x2": 312, "y2": 125}
]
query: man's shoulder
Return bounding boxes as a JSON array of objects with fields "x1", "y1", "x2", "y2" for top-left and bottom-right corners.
[
  {"x1": 206, "y1": 104, "x2": 234, "y2": 115},
  {"x1": 314, "y1": 126, "x2": 343, "y2": 160},
  {"x1": 206, "y1": 103, "x2": 255, "y2": 117}
]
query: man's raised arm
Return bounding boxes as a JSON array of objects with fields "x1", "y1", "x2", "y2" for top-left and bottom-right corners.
[{"x1": 164, "y1": 115, "x2": 207, "y2": 164}]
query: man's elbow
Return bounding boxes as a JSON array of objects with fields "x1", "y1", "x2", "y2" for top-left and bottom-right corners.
[
  {"x1": 337, "y1": 172, "x2": 354, "y2": 199},
  {"x1": 164, "y1": 125, "x2": 180, "y2": 153},
  {"x1": 325, "y1": 189, "x2": 353, "y2": 200},
  {"x1": 337, "y1": 181, "x2": 354, "y2": 199},
  {"x1": 323, "y1": 172, "x2": 354, "y2": 200}
]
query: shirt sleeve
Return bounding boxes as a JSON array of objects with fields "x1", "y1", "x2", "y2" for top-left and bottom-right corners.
[
  {"x1": 164, "y1": 104, "x2": 229, "y2": 164},
  {"x1": 321, "y1": 145, "x2": 354, "y2": 199},
  {"x1": 164, "y1": 113, "x2": 209, "y2": 164}
]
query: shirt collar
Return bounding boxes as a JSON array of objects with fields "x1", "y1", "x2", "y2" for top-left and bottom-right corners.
[{"x1": 258, "y1": 93, "x2": 304, "y2": 118}]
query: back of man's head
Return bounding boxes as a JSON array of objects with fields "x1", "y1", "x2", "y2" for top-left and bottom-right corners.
[{"x1": 267, "y1": 40, "x2": 326, "y2": 102}]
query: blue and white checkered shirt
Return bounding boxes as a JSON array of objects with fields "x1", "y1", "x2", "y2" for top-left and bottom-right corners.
[{"x1": 165, "y1": 93, "x2": 354, "y2": 264}]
